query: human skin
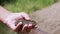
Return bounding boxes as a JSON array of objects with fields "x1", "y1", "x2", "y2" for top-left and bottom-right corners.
[
  {"x1": 0, "y1": 6, "x2": 37, "y2": 32},
  {"x1": 27, "y1": 2, "x2": 60, "y2": 34},
  {"x1": 0, "y1": 2, "x2": 60, "y2": 34}
]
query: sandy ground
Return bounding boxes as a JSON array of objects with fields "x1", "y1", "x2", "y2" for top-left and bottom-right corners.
[{"x1": 29, "y1": 2, "x2": 60, "y2": 34}]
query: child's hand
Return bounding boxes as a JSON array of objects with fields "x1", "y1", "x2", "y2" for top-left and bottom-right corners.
[{"x1": 4, "y1": 12, "x2": 37, "y2": 32}]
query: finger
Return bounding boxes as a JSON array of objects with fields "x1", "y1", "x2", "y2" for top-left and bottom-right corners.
[
  {"x1": 32, "y1": 25, "x2": 38, "y2": 29},
  {"x1": 26, "y1": 24, "x2": 32, "y2": 32},
  {"x1": 15, "y1": 22, "x2": 22, "y2": 32},
  {"x1": 21, "y1": 24, "x2": 28, "y2": 32},
  {"x1": 35, "y1": 25, "x2": 38, "y2": 28},
  {"x1": 28, "y1": 24, "x2": 32, "y2": 29},
  {"x1": 21, "y1": 12, "x2": 30, "y2": 20}
]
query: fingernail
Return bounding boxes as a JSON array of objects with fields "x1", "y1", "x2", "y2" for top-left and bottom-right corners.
[
  {"x1": 35, "y1": 25, "x2": 38, "y2": 28},
  {"x1": 21, "y1": 24, "x2": 28, "y2": 32},
  {"x1": 25, "y1": 17, "x2": 30, "y2": 20},
  {"x1": 28, "y1": 24, "x2": 32, "y2": 28}
]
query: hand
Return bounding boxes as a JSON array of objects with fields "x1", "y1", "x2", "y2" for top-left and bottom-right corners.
[{"x1": 3, "y1": 12, "x2": 37, "y2": 32}]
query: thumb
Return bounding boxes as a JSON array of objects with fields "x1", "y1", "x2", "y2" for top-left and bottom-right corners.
[
  {"x1": 21, "y1": 13, "x2": 30, "y2": 20},
  {"x1": 6, "y1": 20, "x2": 22, "y2": 32}
]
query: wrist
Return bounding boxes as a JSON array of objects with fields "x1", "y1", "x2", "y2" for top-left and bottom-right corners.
[{"x1": 0, "y1": 12, "x2": 13, "y2": 23}]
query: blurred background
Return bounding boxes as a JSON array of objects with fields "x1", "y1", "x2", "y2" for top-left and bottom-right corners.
[
  {"x1": 0, "y1": 0, "x2": 60, "y2": 34},
  {"x1": 0, "y1": 0, "x2": 60, "y2": 13}
]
